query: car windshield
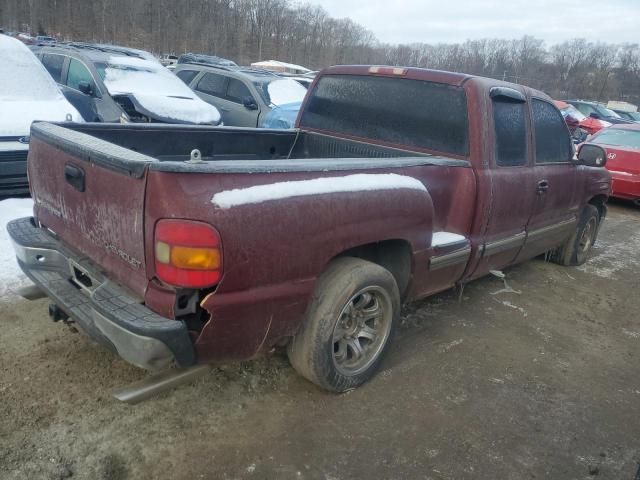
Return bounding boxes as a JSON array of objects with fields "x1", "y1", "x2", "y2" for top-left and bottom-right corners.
[
  {"x1": 252, "y1": 78, "x2": 307, "y2": 107},
  {"x1": 562, "y1": 104, "x2": 586, "y2": 121},
  {"x1": 594, "y1": 104, "x2": 621, "y2": 118},
  {"x1": 625, "y1": 111, "x2": 640, "y2": 121},
  {"x1": 95, "y1": 56, "x2": 198, "y2": 98},
  {"x1": 592, "y1": 128, "x2": 640, "y2": 149}
]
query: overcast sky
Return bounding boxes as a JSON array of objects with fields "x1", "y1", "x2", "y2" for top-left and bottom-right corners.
[{"x1": 316, "y1": 0, "x2": 640, "y2": 46}]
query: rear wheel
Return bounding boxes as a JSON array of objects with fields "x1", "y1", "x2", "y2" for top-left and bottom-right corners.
[
  {"x1": 288, "y1": 257, "x2": 400, "y2": 392},
  {"x1": 551, "y1": 205, "x2": 600, "y2": 266}
]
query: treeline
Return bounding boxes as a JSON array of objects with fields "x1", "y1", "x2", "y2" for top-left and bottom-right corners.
[{"x1": 2, "y1": 0, "x2": 639, "y2": 103}]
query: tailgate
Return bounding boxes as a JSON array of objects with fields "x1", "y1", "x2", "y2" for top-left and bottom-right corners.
[{"x1": 27, "y1": 123, "x2": 155, "y2": 298}]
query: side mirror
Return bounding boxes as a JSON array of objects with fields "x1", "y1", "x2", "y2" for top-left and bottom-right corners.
[
  {"x1": 589, "y1": 112, "x2": 600, "y2": 119},
  {"x1": 243, "y1": 96, "x2": 258, "y2": 110},
  {"x1": 78, "y1": 81, "x2": 93, "y2": 96},
  {"x1": 577, "y1": 144, "x2": 607, "y2": 167}
]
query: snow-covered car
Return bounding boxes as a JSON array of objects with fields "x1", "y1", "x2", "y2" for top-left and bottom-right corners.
[
  {"x1": 32, "y1": 43, "x2": 222, "y2": 125},
  {"x1": 174, "y1": 62, "x2": 307, "y2": 127},
  {"x1": 0, "y1": 34, "x2": 82, "y2": 195}
]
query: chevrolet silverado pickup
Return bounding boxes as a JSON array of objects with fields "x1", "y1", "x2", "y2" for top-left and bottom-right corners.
[{"x1": 8, "y1": 65, "x2": 611, "y2": 393}]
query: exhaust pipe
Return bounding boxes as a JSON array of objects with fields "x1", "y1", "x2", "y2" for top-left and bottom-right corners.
[
  {"x1": 112, "y1": 364, "x2": 212, "y2": 404},
  {"x1": 15, "y1": 284, "x2": 47, "y2": 301}
]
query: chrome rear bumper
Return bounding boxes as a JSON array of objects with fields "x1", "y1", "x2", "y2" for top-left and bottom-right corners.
[{"x1": 7, "y1": 217, "x2": 196, "y2": 370}]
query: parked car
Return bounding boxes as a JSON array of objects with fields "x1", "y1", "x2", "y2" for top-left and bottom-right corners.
[
  {"x1": 566, "y1": 100, "x2": 632, "y2": 125},
  {"x1": 177, "y1": 53, "x2": 237, "y2": 67},
  {"x1": 35, "y1": 35, "x2": 56, "y2": 46},
  {"x1": 32, "y1": 43, "x2": 221, "y2": 125},
  {"x1": 159, "y1": 54, "x2": 178, "y2": 67},
  {"x1": 261, "y1": 101, "x2": 301, "y2": 129},
  {"x1": 8, "y1": 66, "x2": 610, "y2": 398},
  {"x1": 0, "y1": 34, "x2": 82, "y2": 195},
  {"x1": 612, "y1": 110, "x2": 640, "y2": 123},
  {"x1": 586, "y1": 124, "x2": 640, "y2": 204},
  {"x1": 15, "y1": 32, "x2": 34, "y2": 45},
  {"x1": 175, "y1": 62, "x2": 307, "y2": 127},
  {"x1": 554, "y1": 100, "x2": 611, "y2": 137}
]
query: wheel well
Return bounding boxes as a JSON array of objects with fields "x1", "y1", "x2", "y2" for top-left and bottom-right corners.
[
  {"x1": 588, "y1": 194, "x2": 608, "y2": 219},
  {"x1": 333, "y1": 240, "x2": 412, "y2": 300}
]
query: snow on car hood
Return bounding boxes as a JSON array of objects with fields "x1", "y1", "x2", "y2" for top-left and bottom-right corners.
[
  {"x1": 102, "y1": 56, "x2": 221, "y2": 124},
  {"x1": 0, "y1": 35, "x2": 83, "y2": 137},
  {"x1": 1, "y1": 100, "x2": 84, "y2": 137},
  {"x1": 266, "y1": 79, "x2": 307, "y2": 107}
]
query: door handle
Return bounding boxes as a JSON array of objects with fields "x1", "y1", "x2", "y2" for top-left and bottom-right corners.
[
  {"x1": 64, "y1": 163, "x2": 85, "y2": 192},
  {"x1": 536, "y1": 180, "x2": 549, "y2": 194}
]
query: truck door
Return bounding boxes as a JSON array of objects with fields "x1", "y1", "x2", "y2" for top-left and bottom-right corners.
[
  {"x1": 470, "y1": 87, "x2": 537, "y2": 278},
  {"x1": 516, "y1": 98, "x2": 578, "y2": 261}
]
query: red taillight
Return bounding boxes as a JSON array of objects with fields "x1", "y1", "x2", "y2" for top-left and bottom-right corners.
[{"x1": 154, "y1": 219, "x2": 223, "y2": 288}]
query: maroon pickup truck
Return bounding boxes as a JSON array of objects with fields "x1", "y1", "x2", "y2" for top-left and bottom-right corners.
[{"x1": 9, "y1": 66, "x2": 611, "y2": 393}]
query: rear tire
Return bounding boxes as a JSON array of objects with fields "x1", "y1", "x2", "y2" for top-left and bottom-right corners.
[
  {"x1": 551, "y1": 205, "x2": 600, "y2": 266},
  {"x1": 288, "y1": 257, "x2": 400, "y2": 392}
]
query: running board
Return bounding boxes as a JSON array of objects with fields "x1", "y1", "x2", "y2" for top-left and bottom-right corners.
[{"x1": 112, "y1": 365, "x2": 212, "y2": 404}]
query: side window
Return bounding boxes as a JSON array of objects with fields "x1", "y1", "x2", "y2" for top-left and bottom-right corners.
[
  {"x1": 66, "y1": 58, "x2": 95, "y2": 92},
  {"x1": 196, "y1": 73, "x2": 227, "y2": 98},
  {"x1": 532, "y1": 99, "x2": 572, "y2": 164},
  {"x1": 41, "y1": 54, "x2": 65, "y2": 83},
  {"x1": 226, "y1": 78, "x2": 253, "y2": 104},
  {"x1": 493, "y1": 99, "x2": 528, "y2": 167},
  {"x1": 577, "y1": 104, "x2": 594, "y2": 116},
  {"x1": 176, "y1": 69, "x2": 199, "y2": 85}
]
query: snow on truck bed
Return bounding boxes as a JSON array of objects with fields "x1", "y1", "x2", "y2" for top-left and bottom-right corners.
[{"x1": 0, "y1": 198, "x2": 34, "y2": 297}]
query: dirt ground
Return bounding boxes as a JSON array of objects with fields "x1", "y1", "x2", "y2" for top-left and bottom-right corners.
[{"x1": 1, "y1": 201, "x2": 639, "y2": 480}]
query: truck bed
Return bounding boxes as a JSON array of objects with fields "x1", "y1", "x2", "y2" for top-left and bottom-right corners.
[{"x1": 33, "y1": 122, "x2": 468, "y2": 173}]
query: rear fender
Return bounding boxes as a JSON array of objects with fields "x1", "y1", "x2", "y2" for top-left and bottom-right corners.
[{"x1": 178, "y1": 173, "x2": 435, "y2": 362}]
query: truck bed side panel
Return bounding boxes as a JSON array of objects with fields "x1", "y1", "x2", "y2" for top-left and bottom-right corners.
[{"x1": 144, "y1": 164, "x2": 475, "y2": 361}]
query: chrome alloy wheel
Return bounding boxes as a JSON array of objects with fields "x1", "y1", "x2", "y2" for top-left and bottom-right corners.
[
  {"x1": 331, "y1": 286, "x2": 393, "y2": 376},
  {"x1": 578, "y1": 216, "x2": 598, "y2": 255}
]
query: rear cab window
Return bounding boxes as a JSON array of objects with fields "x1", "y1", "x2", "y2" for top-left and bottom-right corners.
[{"x1": 299, "y1": 74, "x2": 469, "y2": 156}]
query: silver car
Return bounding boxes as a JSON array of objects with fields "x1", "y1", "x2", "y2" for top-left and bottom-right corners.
[{"x1": 174, "y1": 62, "x2": 307, "y2": 127}]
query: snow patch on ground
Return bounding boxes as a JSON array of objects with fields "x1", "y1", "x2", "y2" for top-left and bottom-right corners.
[
  {"x1": 211, "y1": 173, "x2": 427, "y2": 209},
  {"x1": 0, "y1": 198, "x2": 34, "y2": 297}
]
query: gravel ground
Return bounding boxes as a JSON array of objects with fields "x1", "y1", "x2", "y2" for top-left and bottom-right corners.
[{"x1": 1, "y1": 201, "x2": 639, "y2": 480}]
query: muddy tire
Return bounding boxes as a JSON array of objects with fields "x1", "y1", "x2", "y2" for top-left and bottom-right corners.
[
  {"x1": 287, "y1": 257, "x2": 400, "y2": 392},
  {"x1": 551, "y1": 205, "x2": 600, "y2": 266}
]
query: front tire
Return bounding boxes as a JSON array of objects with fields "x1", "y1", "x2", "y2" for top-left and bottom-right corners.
[
  {"x1": 288, "y1": 257, "x2": 400, "y2": 392},
  {"x1": 551, "y1": 205, "x2": 600, "y2": 266}
]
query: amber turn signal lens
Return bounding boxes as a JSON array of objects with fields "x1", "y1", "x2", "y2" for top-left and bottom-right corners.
[{"x1": 170, "y1": 246, "x2": 220, "y2": 270}]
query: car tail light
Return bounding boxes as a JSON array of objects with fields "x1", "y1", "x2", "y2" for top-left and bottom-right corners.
[{"x1": 154, "y1": 219, "x2": 223, "y2": 288}]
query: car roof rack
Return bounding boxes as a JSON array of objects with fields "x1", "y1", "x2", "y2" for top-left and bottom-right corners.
[{"x1": 177, "y1": 53, "x2": 238, "y2": 68}]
